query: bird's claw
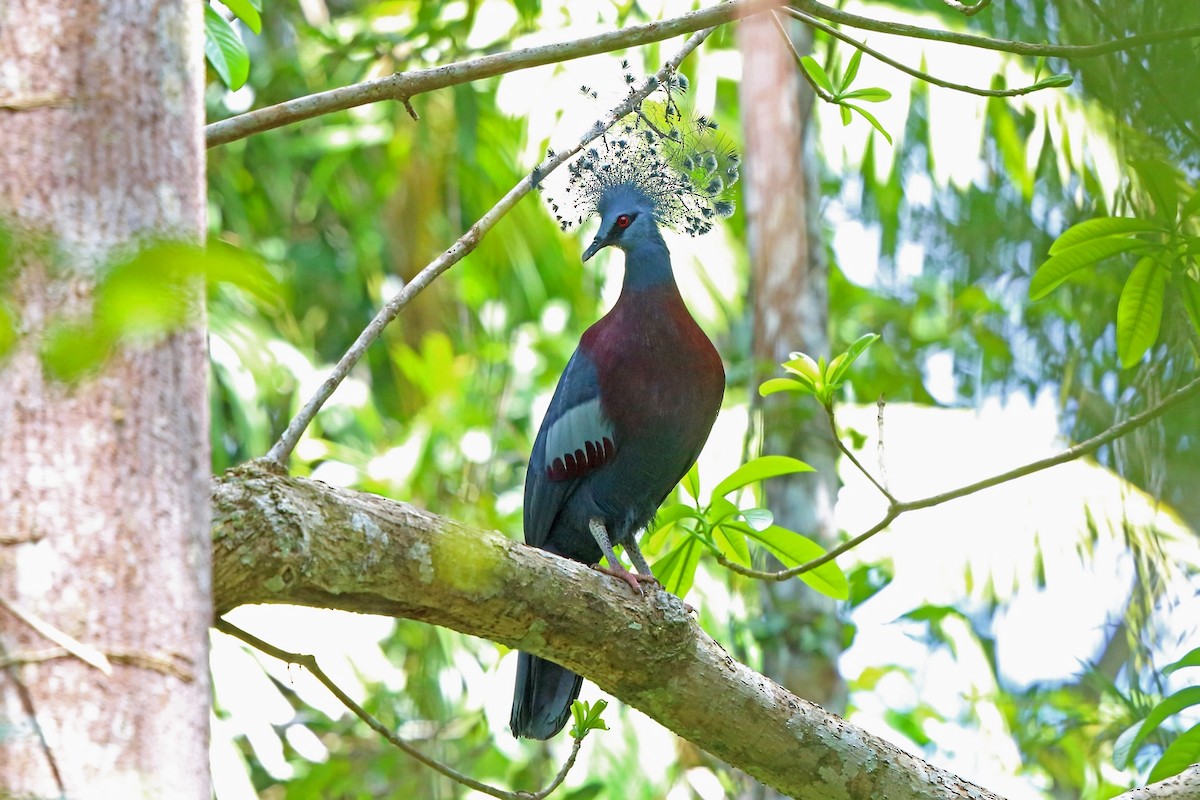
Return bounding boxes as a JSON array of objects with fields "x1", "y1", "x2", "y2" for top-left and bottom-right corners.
[{"x1": 593, "y1": 563, "x2": 659, "y2": 595}]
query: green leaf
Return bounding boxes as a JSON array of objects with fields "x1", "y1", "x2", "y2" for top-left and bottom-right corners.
[
  {"x1": 1131, "y1": 159, "x2": 1180, "y2": 223},
  {"x1": 743, "y1": 524, "x2": 848, "y2": 599},
  {"x1": 219, "y1": 0, "x2": 262, "y2": 34},
  {"x1": 826, "y1": 333, "x2": 880, "y2": 386},
  {"x1": 1181, "y1": 187, "x2": 1200, "y2": 221},
  {"x1": 643, "y1": 503, "x2": 696, "y2": 553},
  {"x1": 839, "y1": 48, "x2": 863, "y2": 93},
  {"x1": 1030, "y1": 73, "x2": 1073, "y2": 90},
  {"x1": 739, "y1": 507, "x2": 774, "y2": 531},
  {"x1": 1176, "y1": 274, "x2": 1200, "y2": 338},
  {"x1": 759, "y1": 377, "x2": 810, "y2": 397},
  {"x1": 783, "y1": 352, "x2": 821, "y2": 381},
  {"x1": 844, "y1": 103, "x2": 893, "y2": 145},
  {"x1": 800, "y1": 56, "x2": 834, "y2": 95},
  {"x1": 1028, "y1": 237, "x2": 1152, "y2": 300},
  {"x1": 204, "y1": 5, "x2": 250, "y2": 90},
  {"x1": 1047, "y1": 217, "x2": 1167, "y2": 255},
  {"x1": 1163, "y1": 647, "x2": 1200, "y2": 676},
  {"x1": 40, "y1": 321, "x2": 112, "y2": 383},
  {"x1": 653, "y1": 535, "x2": 702, "y2": 598},
  {"x1": 569, "y1": 699, "x2": 609, "y2": 739},
  {"x1": 1148, "y1": 723, "x2": 1200, "y2": 783},
  {"x1": 839, "y1": 103, "x2": 852, "y2": 127},
  {"x1": 97, "y1": 243, "x2": 199, "y2": 341},
  {"x1": 205, "y1": 239, "x2": 279, "y2": 304},
  {"x1": 0, "y1": 302, "x2": 15, "y2": 362},
  {"x1": 1113, "y1": 719, "x2": 1143, "y2": 769},
  {"x1": 1116, "y1": 256, "x2": 1167, "y2": 368},
  {"x1": 840, "y1": 87, "x2": 891, "y2": 103},
  {"x1": 682, "y1": 462, "x2": 701, "y2": 501},
  {"x1": 1128, "y1": 687, "x2": 1200, "y2": 758},
  {"x1": 711, "y1": 455, "x2": 814, "y2": 500},
  {"x1": 707, "y1": 496, "x2": 741, "y2": 526},
  {"x1": 713, "y1": 524, "x2": 752, "y2": 566}
]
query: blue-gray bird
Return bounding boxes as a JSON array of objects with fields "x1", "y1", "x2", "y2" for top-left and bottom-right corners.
[{"x1": 510, "y1": 115, "x2": 737, "y2": 740}]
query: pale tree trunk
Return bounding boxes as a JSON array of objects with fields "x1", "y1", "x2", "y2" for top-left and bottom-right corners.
[
  {"x1": 738, "y1": 9, "x2": 844, "y2": 781},
  {"x1": 0, "y1": 1, "x2": 210, "y2": 798}
]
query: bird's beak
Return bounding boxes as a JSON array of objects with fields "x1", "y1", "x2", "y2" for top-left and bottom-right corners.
[{"x1": 581, "y1": 234, "x2": 605, "y2": 263}]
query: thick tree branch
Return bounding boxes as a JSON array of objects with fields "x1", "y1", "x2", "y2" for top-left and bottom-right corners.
[
  {"x1": 1111, "y1": 765, "x2": 1200, "y2": 800},
  {"x1": 211, "y1": 465, "x2": 1003, "y2": 800},
  {"x1": 205, "y1": 0, "x2": 783, "y2": 148}
]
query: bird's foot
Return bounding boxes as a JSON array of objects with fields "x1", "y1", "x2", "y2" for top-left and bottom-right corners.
[{"x1": 592, "y1": 563, "x2": 659, "y2": 595}]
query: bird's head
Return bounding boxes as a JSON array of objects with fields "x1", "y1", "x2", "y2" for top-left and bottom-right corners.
[{"x1": 581, "y1": 184, "x2": 660, "y2": 262}]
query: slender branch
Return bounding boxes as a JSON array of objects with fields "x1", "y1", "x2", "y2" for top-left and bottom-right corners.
[
  {"x1": 784, "y1": 6, "x2": 1071, "y2": 98},
  {"x1": 770, "y1": 11, "x2": 834, "y2": 102},
  {"x1": 264, "y1": 27, "x2": 717, "y2": 465},
  {"x1": 825, "y1": 403, "x2": 895, "y2": 502},
  {"x1": 789, "y1": 0, "x2": 1200, "y2": 59},
  {"x1": 215, "y1": 620, "x2": 583, "y2": 800},
  {"x1": 726, "y1": 373, "x2": 1200, "y2": 581},
  {"x1": 1076, "y1": 0, "x2": 1200, "y2": 148},
  {"x1": 0, "y1": 647, "x2": 194, "y2": 681},
  {"x1": 205, "y1": 0, "x2": 783, "y2": 148},
  {"x1": 942, "y1": 0, "x2": 991, "y2": 17}
]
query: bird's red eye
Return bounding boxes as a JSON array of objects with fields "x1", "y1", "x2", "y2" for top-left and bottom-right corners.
[{"x1": 616, "y1": 214, "x2": 632, "y2": 229}]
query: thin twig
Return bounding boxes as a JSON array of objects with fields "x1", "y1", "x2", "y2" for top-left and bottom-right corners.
[
  {"x1": 264, "y1": 28, "x2": 718, "y2": 465},
  {"x1": 215, "y1": 620, "x2": 583, "y2": 800},
  {"x1": 770, "y1": 10, "x2": 834, "y2": 102},
  {"x1": 942, "y1": 0, "x2": 991, "y2": 17},
  {"x1": 205, "y1": 0, "x2": 783, "y2": 148},
  {"x1": 0, "y1": 595, "x2": 112, "y2": 674},
  {"x1": 726, "y1": 373, "x2": 1200, "y2": 581},
  {"x1": 785, "y1": 6, "x2": 1072, "y2": 98},
  {"x1": 789, "y1": 0, "x2": 1200, "y2": 59},
  {"x1": 0, "y1": 647, "x2": 194, "y2": 681},
  {"x1": 0, "y1": 636, "x2": 67, "y2": 795},
  {"x1": 825, "y1": 404, "x2": 895, "y2": 503}
]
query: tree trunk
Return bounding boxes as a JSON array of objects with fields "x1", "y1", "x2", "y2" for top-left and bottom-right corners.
[
  {"x1": 739, "y1": 11, "x2": 844, "y2": 718},
  {"x1": 0, "y1": 1, "x2": 211, "y2": 797}
]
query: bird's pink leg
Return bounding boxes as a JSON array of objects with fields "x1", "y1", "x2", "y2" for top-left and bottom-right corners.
[{"x1": 588, "y1": 518, "x2": 658, "y2": 594}]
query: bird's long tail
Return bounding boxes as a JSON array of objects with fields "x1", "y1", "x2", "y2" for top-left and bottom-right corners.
[{"x1": 510, "y1": 651, "x2": 583, "y2": 739}]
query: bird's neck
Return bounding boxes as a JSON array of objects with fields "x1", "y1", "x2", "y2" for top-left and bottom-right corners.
[{"x1": 618, "y1": 236, "x2": 677, "y2": 294}]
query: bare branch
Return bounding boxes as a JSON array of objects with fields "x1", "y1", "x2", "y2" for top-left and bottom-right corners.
[
  {"x1": 770, "y1": 11, "x2": 834, "y2": 102},
  {"x1": 790, "y1": 0, "x2": 1200, "y2": 59},
  {"x1": 211, "y1": 466, "x2": 1003, "y2": 800},
  {"x1": 941, "y1": 0, "x2": 991, "y2": 17},
  {"x1": 784, "y1": 6, "x2": 1070, "y2": 98},
  {"x1": 205, "y1": 0, "x2": 784, "y2": 148},
  {"x1": 263, "y1": 26, "x2": 717, "y2": 466},
  {"x1": 722, "y1": 373, "x2": 1200, "y2": 581},
  {"x1": 215, "y1": 620, "x2": 583, "y2": 800}
]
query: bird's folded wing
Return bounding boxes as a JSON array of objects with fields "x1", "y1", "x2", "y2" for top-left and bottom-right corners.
[{"x1": 523, "y1": 349, "x2": 617, "y2": 548}]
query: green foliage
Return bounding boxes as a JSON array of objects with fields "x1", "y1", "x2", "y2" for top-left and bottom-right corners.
[
  {"x1": 1030, "y1": 161, "x2": 1200, "y2": 368},
  {"x1": 205, "y1": 4, "x2": 250, "y2": 90},
  {"x1": 569, "y1": 699, "x2": 609, "y2": 739},
  {"x1": 802, "y1": 50, "x2": 894, "y2": 144},
  {"x1": 644, "y1": 455, "x2": 848, "y2": 600},
  {"x1": 1115, "y1": 649, "x2": 1200, "y2": 782},
  {"x1": 33, "y1": 239, "x2": 272, "y2": 382},
  {"x1": 759, "y1": 333, "x2": 880, "y2": 408}
]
